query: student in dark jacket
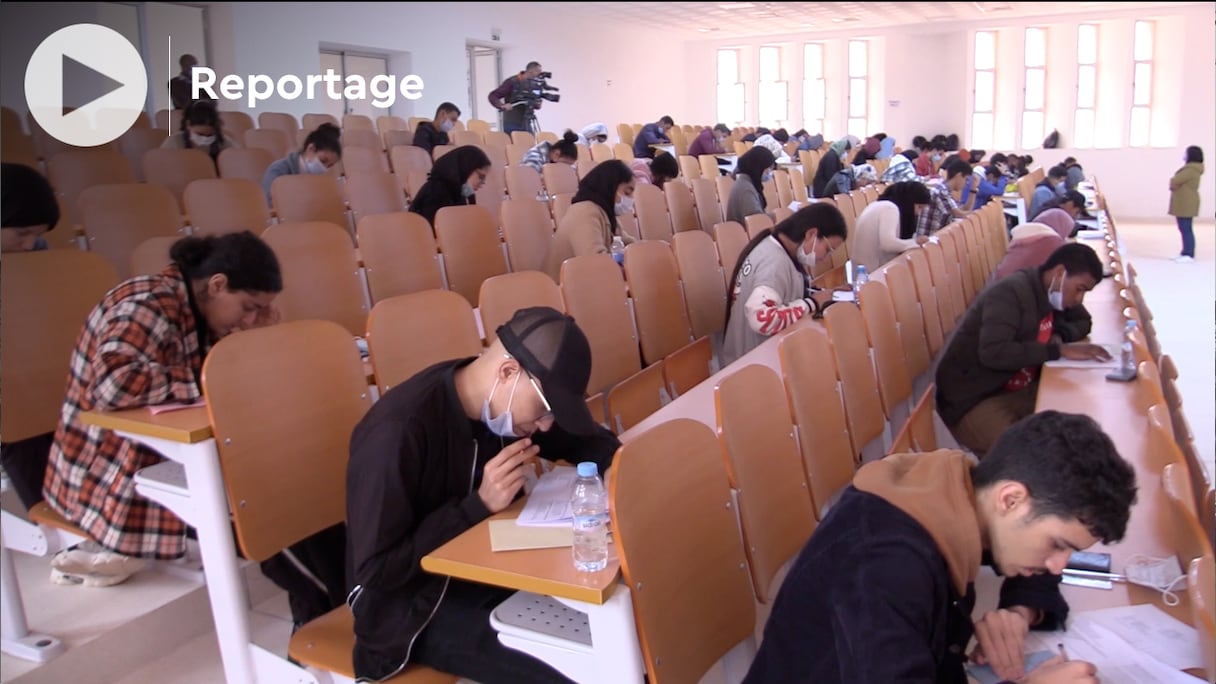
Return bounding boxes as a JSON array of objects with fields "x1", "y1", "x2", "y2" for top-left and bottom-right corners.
[
  {"x1": 744, "y1": 410, "x2": 1136, "y2": 684},
  {"x1": 407, "y1": 145, "x2": 492, "y2": 228},
  {"x1": 345, "y1": 307, "x2": 619, "y2": 683},
  {"x1": 811, "y1": 137, "x2": 852, "y2": 198},
  {"x1": 936, "y1": 244, "x2": 1110, "y2": 457},
  {"x1": 631, "y1": 116, "x2": 674, "y2": 159},
  {"x1": 412, "y1": 102, "x2": 461, "y2": 155}
]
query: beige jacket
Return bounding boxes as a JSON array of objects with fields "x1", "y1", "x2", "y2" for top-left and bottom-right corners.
[{"x1": 544, "y1": 200, "x2": 614, "y2": 280}]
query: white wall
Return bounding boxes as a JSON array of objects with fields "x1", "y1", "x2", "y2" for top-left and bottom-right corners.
[{"x1": 211, "y1": 2, "x2": 684, "y2": 135}]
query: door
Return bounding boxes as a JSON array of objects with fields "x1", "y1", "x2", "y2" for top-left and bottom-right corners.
[
  {"x1": 466, "y1": 44, "x2": 501, "y2": 128},
  {"x1": 319, "y1": 50, "x2": 390, "y2": 120}
]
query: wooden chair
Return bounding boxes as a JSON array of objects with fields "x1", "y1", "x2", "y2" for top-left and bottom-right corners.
[
  {"x1": 691, "y1": 178, "x2": 724, "y2": 234},
  {"x1": 633, "y1": 183, "x2": 672, "y2": 242},
  {"x1": 541, "y1": 163, "x2": 578, "y2": 196},
  {"x1": 662, "y1": 335, "x2": 714, "y2": 399},
  {"x1": 484, "y1": 131, "x2": 511, "y2": 149},
  {"x1": 301, "y1": 113, "x2": 339, "y2": 132},
  {"x1": 46, "y1": 149, "x2": 137, "y2": 228},
  {"x1": 612, "y1": 143, "x2": 635, "y2": 163},
  {"x1": 923, "y1": 242, "x2": 964, "y2": 333},
  {"x1": 500, "y1": 199, "x2": 555, "y2": 273},
  {"x1": 560, "y1": 254, "x2": 642, "y2": 396},
  {"x1": 116, "y1": 127, "x2": 168, "y2": 181},
  {"x1": 140, "y1": 148, "x2": 218, "y2": 211},
  {"x1": 889, "y1": 383, "x2": 938, "y2": 454},
  {"x1": 624, "y1": 241, "x2": 695, "y2": 365},
  {"x1": 505, "y1": 165, "x2": 545, "y2": 201},
  {"x1": 270, "y1": 174, "x2": 351, "y2": 236},
  {"x1": 434, "y1": 205, "x2": 507, "y2": 307},
  {"x1": 478, "y1": 271, "x2": 565, "y2": 344},
  {"x1": 78, "y1": 183, "x2": 185, "y2": 279},
  {"x1": 590, "y1": 143, "x2": 614, "y2": 162},
  {"x1": 200, "y1": 320, "x2": 455, "y2": 684},
  {"x1": 1, "y1": 251, "x2": 118, "y2": 444},
  {"x1": 609, "y1": 418, "x2": 757, "y2": 684},
  {"x1": 511, "y1": 131, "x2": 536, "y2": 147},
  {"x1": 671, "y1": 230, "x2": 727, "y2": 340},
  {"x1": 388, "y1": 145, "x2": 433, "y2": 176},
  {"x1": 183, "y1": 178, "x2": 272, "y2": 236},
  {"x1": 904, "y1": 249, "x2": 947, "y2": 356},
  {"x1": 367, "y1": 290, "x2": 483, "y2": 392},
  {"x1": 665, "y1": 180, "x2": 700, "y2": 234},
  {"x1": 356, "y1": 212, "x2": 444, "y2": 303},
  {"x1": 261, "y1": 221, "x2": 369, "y2": 337},
  {"x1": 606, "y1": 362, "x2": 671, "y2": 435},
  {"x1": 340, "y1": 146, "x2": 390, "y2": 175},
  {"x1": 744, "y1": 214, "x2": 773, "y2": 240},
  {"x1": 342, "y1": 113, "x2": 375, "y2": 131},
  {"x1": 217, "y1": 147, "x2": 276, "y2": 186},
  {"x1": 1188, "y1": 554, "x2": 1216, "y2": 684},
  {"x1": 451, "y1": 130, "x2": 483, "y2": 146},
  {"x1": 244, "y1": 128, "x2": 291, "y2": 160},
  {"x1": 713, "y1": 221, "x2": 749, "y2": 286},
  {"x1": 344, "y1": 171, "x2": 408, "y2": 224},
  {"x1": 714, "y1": 364, "x2": 818, "y2": 603},
  {"x1": 858, "y1": 280, "x2": 914, "y2": 433},
  {"x1": 824, "y1": 301, "x2": 888, "y2": 462},
  {"x1": 130, "y1": 236, "x2": 179, "y2": 277},
  {"x1": 678, "y1": 155, "x2": 701, "y2": 180}
]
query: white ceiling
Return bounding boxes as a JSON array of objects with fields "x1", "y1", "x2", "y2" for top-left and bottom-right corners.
[{"x1": 548, "y1": 2, "x2": 1205, "y2": 41}]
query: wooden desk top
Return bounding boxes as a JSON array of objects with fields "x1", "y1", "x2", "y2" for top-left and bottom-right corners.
[
  {"x1": 421, "y1": 499, "x2": 620, "y2": 605},
  {"x1": 79, "y1": 406, "x2": 213, "y2": 443}
]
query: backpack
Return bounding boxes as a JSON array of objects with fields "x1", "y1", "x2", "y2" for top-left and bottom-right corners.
[{"x1": 1043, "y1": 129, "x2": 1061, "y2": 149}]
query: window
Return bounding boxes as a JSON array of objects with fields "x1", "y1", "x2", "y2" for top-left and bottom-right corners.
[
  {"x1": 1021, "y1": 28, "x2": 1046, "y2": 149},
  {"x1": 758, "y1": 46, "x2": 787, "y2": 128},
  {"x1": 716, "y1": 49, "x2": 744, "y2": 126},
  {"x1": 1074, "y1": 24, "x2": 1097, "y2": 149},
  {"x1": 972, "y1": 31, "x2": 996, "y2": 150},
  {"x1": 847, "y1": 40, "x2": 867, "y2": 139},
  {"x1": 803, "y1": 43, "x2": 825, "y2": 135},
  {"x1": 1129, "y1": 21, "x2": 1153, "y2": 146}
]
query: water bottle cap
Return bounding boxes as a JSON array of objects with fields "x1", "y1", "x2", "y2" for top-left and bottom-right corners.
[{"x1": 577, "y1": 462, "x2": 598, "y2": 478}]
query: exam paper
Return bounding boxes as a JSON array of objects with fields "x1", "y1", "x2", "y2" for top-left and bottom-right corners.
[
  {"x1": 1043, "y1": 343, "x2": 1121, "y2": 369},
  {"x1": 516, "y1": 466, "x2": 578, "y2": 528},
  {"x1": 1023, "y1": 619, "x2": 1202, "y2": 684},
  {"x1": 832, "y1": 291, "x2": 856, "y2": 303},
  {"x1": 968, "y1": 650, "x2": 1055, "y2": 684},
  {"x1": 1073, "y1": 604, "x2": 1204, "y2": 671}
]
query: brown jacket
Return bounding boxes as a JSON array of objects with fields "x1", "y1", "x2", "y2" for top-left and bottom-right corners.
[
  {"x1": 544, "y1": 200, "x2": 613, "y2": 280},
  {"x1": 1168, "y1": 162, "x2": 1203, "y2": 217}
]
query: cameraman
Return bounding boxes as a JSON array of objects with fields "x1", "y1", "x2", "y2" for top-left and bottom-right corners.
[{"x1": 488, "y1": 61, "x2": 545, "y2": 135}]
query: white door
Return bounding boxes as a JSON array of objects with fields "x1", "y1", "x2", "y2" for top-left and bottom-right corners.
[
  {"x1": 344, "y1": 54, "x2": 389, "y2": 120},
  {"x1": 467, "y1": 45, "x2": 501, "y2": 128},
  {"x1": 319, "y1": 51, "x2": 346, "y2": 123}
]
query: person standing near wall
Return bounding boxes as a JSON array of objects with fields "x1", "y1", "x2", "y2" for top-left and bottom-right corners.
[{"x1": 1168, "y1": 146, "x2": 1204, "y2": 264}]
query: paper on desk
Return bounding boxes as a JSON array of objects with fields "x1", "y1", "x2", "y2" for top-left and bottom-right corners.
[
  {"x1": 1076, "y1": 229, "x2": 1106, "y2": 240},
  {"x1": 968, "y1": 650, "x2": 1055, "y2": 684},
  {"x1": 516, "y1": 466, "x2": 578, "y2": 528},
  {"x1": 1072, "y1": 604, "x2": 1205, "y2": 671},
  {"x1": 488, "y1": 519, "x2": 572, "y2": 552},
  {"x1": 832, "y1": 291, "x2": 856, "y2": 303},
  {"x1": 1044, "y1": 344, "x2": 1121, "y2": 369},
  {"x1": 148, "y1": 399, "x2": 206, "y2": 415},
  {"x1": 1023, "y1": 620, "x2": 1202, "y2": 684}
]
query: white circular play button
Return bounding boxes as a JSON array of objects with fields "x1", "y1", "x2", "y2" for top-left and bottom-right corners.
[{"x1": 24, "y1": 23, "x2": 149, "y2": 148}]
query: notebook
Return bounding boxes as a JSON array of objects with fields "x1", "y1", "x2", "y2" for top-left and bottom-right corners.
[
  {"x1": 488, "y1": 519, "x2": 573, "y2": 552},
  {"x1": 148, "y1": 399, "x2": 206, "y2": 415}
]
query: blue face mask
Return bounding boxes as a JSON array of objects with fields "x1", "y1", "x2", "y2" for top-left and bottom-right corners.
[
  {"x1": 481, "y1": 372, "x2": 521, "y2": 438},
  {"x1": 762, "y1": 170, "x2": 774, "y2": 183},
  {"x1": 32, "y1": 237, "x2": 49, "y2": 251},
  {"x1": 461, "y1": 183, "x2": 476, "y2": 198}
]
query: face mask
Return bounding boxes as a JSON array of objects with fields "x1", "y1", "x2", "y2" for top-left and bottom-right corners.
[
  {"x1": 440, "y1": 119, "x2": 455, "y2": 133},
  {"x1": 1056, "y1": 182, "x2": 1066, "y2": 192},
  {"x1": 762, "y1": 170, "x2": 774, "y2": 183},
  {"x1": 614, "y1": 196, "x2": 634, "y2": 216},
  {"x1": 32, "y1": 237, "x2": 49, "y2": 251},
  {"x1": 190, "y1": 133, "x2": 216, "y2": 147},
  {"x1": 304, "y1": 158, "x2": 326, "y2": 175},
  {"x1": 933, "y1": 154, "x2": 943, "y2": 162},
  {"x1": 481, "y1": 372, "x2": 521, "y2": 438},
  {"x1": 798, "y1": 236, "x2": 818, "y2": 269},
  {"x1": 1125, "y1": 554, "x2": 1186, "y2": 606},
  {"x1": 461, "y1": 183, "x2": 476, "y2": 198},
  {"x1": 1048, "y1": 271, "x2": 1066, "y2": 311}
]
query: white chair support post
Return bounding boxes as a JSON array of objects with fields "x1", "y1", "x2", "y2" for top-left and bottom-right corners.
[{"x1": 0, "y1": 504, "x2": 67, "y2": 663}]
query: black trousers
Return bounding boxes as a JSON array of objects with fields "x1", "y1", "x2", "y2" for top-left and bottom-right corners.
[
  {"x1": 0, "y1": 432, "x2": 54, "y2": 511},
  {"x1": 412, "y1": 580, "x2": 577, "y2": 684},
  {"x1": 257, "y1": 523, "x2": 349, "y2": 627}
]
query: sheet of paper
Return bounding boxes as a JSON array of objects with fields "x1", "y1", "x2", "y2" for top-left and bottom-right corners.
[
  {"x1": 1076, "y1": 229, "x2": 1106, "y2": 240},
  {"x1": 516, "y1": 466, "x2": 578, "y2": 527},
  {"x1": 1024, "y1": 621, "x2": 1202, "y2": 684},
  {"x1": 832, "y1": 291, "x2": 856, "y2": 303},
  {"x1": 1073, "y1": 604, "x2": 1205, "y2": 671},
  {"x1": 488, "y1": 519, "x2": 572, "y2": 552},
  {"x1": 968, "y1": 650, "x2": 1055, "y2": 684},
  {"x1": 1043, "y1": 344, "x2": 1121, "y2": 369},
  {"x1": 148, "y1": 399, "x2": 206, "y2": 415}
]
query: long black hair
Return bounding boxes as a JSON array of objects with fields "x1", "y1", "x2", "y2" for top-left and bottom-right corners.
[
  {"x1": 301, "y1": 122, "x2": 342, "y2": 157},
  {"x1": 549, "y1": 130, "x2": 580, "y2": 162},
  {"x1": 170, "y1": 230, "x2": 282, "y2": 293},
  {"x1": 1185, "y1": 146, "x2": 1204, "y2": 163},
  {"x1": 734, "y1": 146, "x2": 776, "y2": 208},
  {"x1": 180, "y1": 100, "x2": 227, "y2": 161},
  {"x1": 723, "y1": 203, "x2": 848, "y2": 328},
  {"x1": 878, "y1": 181, "x2": 932, "y2": 239},
  {"x1": 571, "y1": 159, "x2": 633, "y2": 235},
  {"x1": 409, "y1": 145, "x2": 492, "y2": 226}
]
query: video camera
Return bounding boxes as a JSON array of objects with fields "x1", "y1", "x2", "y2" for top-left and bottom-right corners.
[{"x1": 511, "y1": 71, "x2": 560, "y2": 108}]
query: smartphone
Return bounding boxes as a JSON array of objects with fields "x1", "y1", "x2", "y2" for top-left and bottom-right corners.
[
  {"x1": 1067, "y1": 551, "x2": 1112, "y2": 573},
  {"x1": 1105, "y1": 368, "x2": 1137, "y2": 383}
]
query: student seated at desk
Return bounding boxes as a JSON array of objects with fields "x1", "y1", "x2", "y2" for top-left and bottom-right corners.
[
  {"x1": 519, "y1": 130, "x2": 580, "y2": 175},
  {"x1": 726, "y1": 146, "x2": 777, "y2": 225},
  {"x1": 811, "y1": 137, "x2": 854, "y2": 198},
  {"x1": 345, "y1": 307, "x2": 618, "y2": 684},
  {"x1": 743, "y1": 410, "x2": 1137, "y2": 684},
  {"x1": 543, "y1": 159, "x2": 636, "y2": 280},
  {"x1": 851, "y1": 180, "x2": 932, "y2": 274},
  {"x1": 1030, "y1": 189, "x2": 1087, "y2": 226},
  {"x1": 629, "y1": 150, "x2": 679, "y2": 190},
  {"x1": 1028, "y1": 165, "x2": 1069, "y2": 221},
  {"x1": 261, "y1": 122, "x2": 342, "y2": 204},
  {"x1": 688, "y1": 123, "x2": 731, "y2": 158},
  {"x1": 917, "y1": 159, "x2": 976, "y2": 236},
  {"x1": 935, "y1": 244, "x2": 1111, "y2": 458},
  {"x1": 632, "y1": 115, "x2": 674, "y2": 160},
  {"x1": 722, "y1": 203, "x2": 847, "y2": 367},
  {"x1": 993, "y1": 212, "x2": 1075, "y2": 281},
  {"x1": 408, "y1": 145, "x2": 492, "y2": 228}
]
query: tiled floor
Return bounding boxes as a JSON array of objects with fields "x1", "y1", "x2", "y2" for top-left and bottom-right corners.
[{"x1": 2, "y1": 219, "x2": 1210, "y2": 684}]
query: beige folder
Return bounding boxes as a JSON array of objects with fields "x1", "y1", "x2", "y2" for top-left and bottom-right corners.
[{"x1": 488, "y1": 519, "x2": 573, "y2": 552}]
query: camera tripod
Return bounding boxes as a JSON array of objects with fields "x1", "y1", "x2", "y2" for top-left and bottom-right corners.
[{"x1": 502, "y1": 101, "x2": 542, "y2": 136}]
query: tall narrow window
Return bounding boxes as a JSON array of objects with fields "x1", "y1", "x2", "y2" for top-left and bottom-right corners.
[
  {"x1": 847, "y1": 40, "x2": 868, "y2": 139},
  {"x1": 717, "y1": 49, "x2": 744, "y2": 126},
  {"x1": 972, "y1": 31, "x2": 996, "y2": 150},
  {"x1": 1022, "y1": 27, "x2": 1046, "y2": 149},
  {"x1": 758, "y1": 46, "x2": 787, "y2": 128},
  {"x1": 803, "y1": 43, "x2": 825, "y2": 135},
  {"x1": 1074, "y1": 24, "x2": 1097, "y2": 149},
  {"x1": 1129, "y1": 21, "x2": 1153, "y2": 147}
]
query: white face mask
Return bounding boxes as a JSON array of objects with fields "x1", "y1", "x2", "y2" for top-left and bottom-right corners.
[
  {"x1": 440, "y1": 119, "x2": 455, "y2": 133},
  {"x1": 1125, "y1": 554, "x2": 1186, "y2": 606},
  {"x1": 303, "y1": 158, "x2": 326, "y2": 175},
  {"x1": 614, "y1": 195, "x2": 634, "y2": 216},
  {"x1": 1048, "y1": 271, "x2": 1067, "y2": 311},
  {"x1": 481, "y1": 372, "x2": 521, "y2": 438},
  {"x1": 190, "y1": 133, "x2": 216, "y2": 147},
  {"x1": 798, "y1": 236, "x2": 818, "y2": 269}
]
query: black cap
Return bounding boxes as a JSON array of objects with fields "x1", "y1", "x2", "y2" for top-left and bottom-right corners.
[{"x1": 496, "y1": 307, "x2": 598, "y2": 436}]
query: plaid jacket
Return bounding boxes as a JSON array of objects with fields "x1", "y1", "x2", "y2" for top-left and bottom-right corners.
[{"x1": 43, "y1": 265, "x2": 205, "y2": 559}]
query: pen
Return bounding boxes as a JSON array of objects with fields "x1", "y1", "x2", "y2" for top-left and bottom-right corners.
[{"x1": 1058, "y1": 643, "x2": 1069, "y2": 662}]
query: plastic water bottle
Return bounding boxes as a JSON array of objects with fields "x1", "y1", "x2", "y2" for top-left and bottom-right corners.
[
  {"x1": 610, "y1": 236, "x2": 626, "y2": 266},
  {"x1": 853, "y1": 264, "x2": 869, "y2": 302},
  {"x1": 571, "y1": 462, "x2": 609, "y2": 572},
  {"x1": 1121, "y1": 320, "x2": 1138, "y2": 374}
]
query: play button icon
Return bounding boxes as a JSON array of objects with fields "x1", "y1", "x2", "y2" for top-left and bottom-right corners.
[{"x1": 25, "y1": 23, "x2": 148, "y2": 148}]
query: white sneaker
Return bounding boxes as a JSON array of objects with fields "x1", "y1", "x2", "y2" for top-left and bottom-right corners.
[
  {"x1": 51, "y1": 543, "x2": 146, "y2": 580},
  {"x1": 1173, "y1": 255, "x2": 1195, "y2": 263},
  {"x1": 49, "y1": 567, "x2": 136, "y2": 588}
]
